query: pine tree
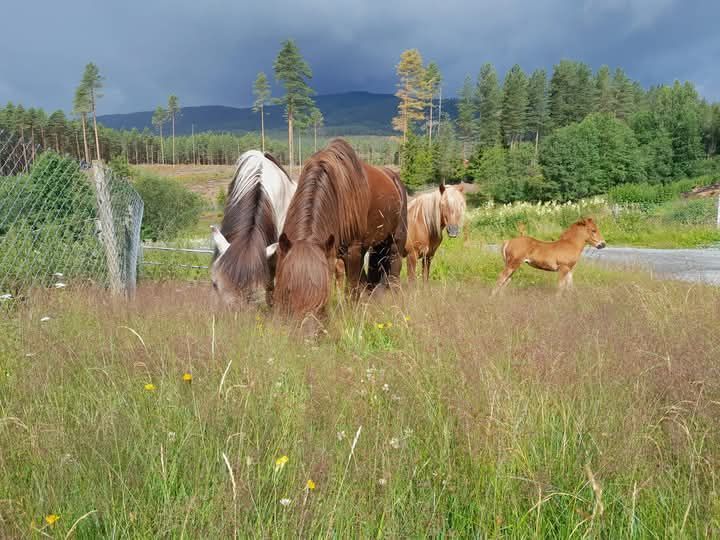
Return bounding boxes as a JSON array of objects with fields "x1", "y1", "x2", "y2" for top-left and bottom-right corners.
[
  {"x1": 392, "y1": 49, "x2": 426, "y2": 142},
  {"x1": 526, "y1": 69, "x2": 548, "y2": 156},
  {"x1": 474, "y1": 63, "x2": 502, "y2": 148},
  {"x1": 501, "y1": 64, "x2": 528, "y2": 148},
  {"x1": 457, "y1": 76, "x2": 476, "y2": 159},
  {"x1": 612, "y1": 68, "x2": 635, "y2": 120},
  {"x1": 594, "y1": 65, "x2": 614, "y2": 114},
  {"x1": 549, "y1": 60, "x2": 593, "y2": 129},
  {"x1": 81, "y1": 63, "x2": 103, "y2": 160},
  {"x1": 72, "y1": 85, "x2": 91, "y2": 162},
  {"x1": 252, "y1": 72, "x2": 271, "y2": 152},
  {"x1": 48, "y1": 110, "x2": 67, "y2": 152},
  {"x1": 167, "y1": 95, "x2": 181, "y2": 165},
  {"x1": 423, "y1": 62, "x2": 442, "y2": 144},
  {"x1": 309, "y1": 108, "x2": 324, "y2": 152},
  {"x1": 152, "y1": 106, "x2": 168, "y2": 164},
  {"x1": 273, "y1": 40, "x2": 315, "y2": 167}
]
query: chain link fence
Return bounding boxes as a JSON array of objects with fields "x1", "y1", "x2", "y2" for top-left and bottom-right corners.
[{"x1": 0, "y1": 130, "x2": 143, "y2": 299}]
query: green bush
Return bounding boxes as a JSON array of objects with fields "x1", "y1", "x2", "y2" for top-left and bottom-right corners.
[
  {"x1": 133, "y1": 172, "x2": 204, "y2": 242},
  {"x1": 608, "y1": 178, "x2": 702, "y2": 207},
  {"x1": 540, "y1": 113, "x2": 646, "y2": 200}
]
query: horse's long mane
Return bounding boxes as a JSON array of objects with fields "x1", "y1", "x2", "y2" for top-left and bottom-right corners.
[
  {"x1": 283, "y1": 138, "x2": 369, "y2": 244},
  {"x1": 408, "y1": 188, "x2": 443, "y2": 242},
  {"x1": 215, "y1": 151, "x2": 276, "y2": 290},
  {"x1": 264, "y1": 152, "x2": 294, "y2": 184}
]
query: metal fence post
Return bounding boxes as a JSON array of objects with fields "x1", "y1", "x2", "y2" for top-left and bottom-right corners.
[{"x1": 93, "y1": 161, "x2": 124, "y2": 296}]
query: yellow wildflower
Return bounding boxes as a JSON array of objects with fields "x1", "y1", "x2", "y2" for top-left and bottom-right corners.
[
  {"x1": 45, "y1": 514, "x2": 60, "y2": 526},
  {"x1": 404, "y1": 315, "x2": 411, "y2": 322},
  {"x1": 144, "y1": 383, "x2": 156, "y2": 392},
  {"x1": 306, "y1": 479, "x2": 316, "y2": 491},
  {"x1": 386, "y1": 322, "x2": 392, "y2": 328},
  {"x1": 275, "y1": 455, "x2": 289, "y2": 472},
  {"x1": 376, "y1": 323, "x2": 384, "y2": 330},
  {"x1": 182, "y1": 373, "x2": 193, "y2": 383}
]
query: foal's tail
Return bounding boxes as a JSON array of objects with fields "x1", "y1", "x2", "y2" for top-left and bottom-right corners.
[{"x1": 501, "y1": 240, "x2": 510, "y2": 264}]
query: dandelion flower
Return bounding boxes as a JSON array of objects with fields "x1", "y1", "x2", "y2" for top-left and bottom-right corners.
[
  {"x1": 306, "y1": 479, "x2": 316, "y2": 491},
  {"x1": 404, "y1": 315, "x2": 410, "y2": 322},
  {"x1": 376, "y1": 323, "x2": 384, "y2": 330},
  {"x1": 275, "y1": 455, "x2": 289, "y2": 472},
  {"x1": 45, "y1": 514, "x2": 60, "y2": 526},
  {"x1": 279, "y1": 498, "x2": 292, "y2": 507},
  {"x1": 182, "y1": 372, "x2": 193, "y2": 383},
  {"x1": 144, "y1": 383, "x2": 156, "y2": 392}
]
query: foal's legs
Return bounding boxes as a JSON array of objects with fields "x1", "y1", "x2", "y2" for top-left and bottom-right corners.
[
  {"x1": 557, "y1": 265, "x2": 573, "y2": 292},
  {"x1": 492, "y1": 260, "x2": 521, "y2": 294}
]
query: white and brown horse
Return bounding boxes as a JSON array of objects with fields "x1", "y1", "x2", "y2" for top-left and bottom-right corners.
[
  {"x1": 210, "y1": 150, "x2": 296, "y2": 307},
  {"x1": 493, "y1": 217, "x2": 606, "y2": 292},
  {"x1": 405, "y1": 184, "x2": 466, "y2": 282}
]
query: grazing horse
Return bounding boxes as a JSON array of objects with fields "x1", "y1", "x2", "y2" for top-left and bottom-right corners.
[
  {"x1": 405, "y1": 184, "x2": 466, "y2": 283},
  {"x1": 210, "y1": 150, "x2": 295, "y2": 307},
  {"x1": 493, "y1": 217, "x2": 606, "y2": 293},
  {"x1": 272, "y1": 139, "x2": 405, "y2": 319}
]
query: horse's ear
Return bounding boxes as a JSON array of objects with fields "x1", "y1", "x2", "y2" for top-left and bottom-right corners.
[
  {"x1": 439, "y1": 183, "x2": 446, "y2": 194},
  {"x1": 278, "y1": 233, "x2": 292, "y2": 253},
  {"x1": 324, "y1": 234, "x2": 335, "y2": 256},
  {"x1": 211, "y1": 225, "x2": 230, "y2": 255},
  {"x1": 457, "y1": 184, "x2": 464, "y2": 193},
  {"x1": 266, "y1": 243, "x2": 278, "y2": 259},
  {"x1": 576, "y1": 217, "x2": 587, "y2": 226}
]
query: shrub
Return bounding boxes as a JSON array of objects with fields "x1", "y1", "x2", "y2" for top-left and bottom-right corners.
[
  {"x1": 657, "y1": 198, "x2": 717, "y2": 225},
  {"x1": 608, "y1": 178, "x2": 703, "y2": 207},
  {"x1": 133, "y1": 172, "x2": 203, "y2": 241}
]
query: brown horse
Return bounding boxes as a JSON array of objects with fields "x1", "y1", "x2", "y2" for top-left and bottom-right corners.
[
  {"x1": 273, "y1": 139, "x2": 406, "y2": 319},
  {"x1": 493, "y1": 217, "x2": 606, "y2": 292},
  {"x1": 406, "y1": 184, "x2": 466, "y2": 282}
]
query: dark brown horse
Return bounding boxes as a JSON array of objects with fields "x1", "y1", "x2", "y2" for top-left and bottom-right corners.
[{"x1": 273, "y1": 139, "x2": 406, "y2": 319}]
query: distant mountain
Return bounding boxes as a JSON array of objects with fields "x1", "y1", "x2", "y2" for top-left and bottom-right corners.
[{"x1": 98, "y1": 91, "x2": 457, "y2": 136}]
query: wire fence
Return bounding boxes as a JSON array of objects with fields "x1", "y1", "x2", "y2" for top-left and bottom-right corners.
[{"x1": 0, "y1": 130, "x2": 144, "y2": 299}]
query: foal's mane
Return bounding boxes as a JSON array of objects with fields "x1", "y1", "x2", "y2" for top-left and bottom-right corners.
[
  {"x1": 559, "y1": 217, "x2": 591, "y2": 241},
  {"x1": 215, "y1": 151, "x2": 276, "y2": 289},
  {"x1": 283, "y1": 138, "x2": 369, "y2": 245}
]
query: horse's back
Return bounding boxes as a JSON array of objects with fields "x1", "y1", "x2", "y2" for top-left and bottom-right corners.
[{"x1": 363, "y1": 164, "x2": 404, "y2": 246}]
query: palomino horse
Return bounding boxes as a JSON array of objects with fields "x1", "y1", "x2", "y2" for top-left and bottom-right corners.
[
  {"x1": 272, "y1": 139, "x2": 406, "y2": 319},
  {"x1": 210, "y1": 150, "x2": 296, "y2": 307},
  {"x1": 493, "y1": 217, "x2": 606, "y2": 292},
  {"x1": 406, "y1": 184, "x2": 466, "y2": 282}
]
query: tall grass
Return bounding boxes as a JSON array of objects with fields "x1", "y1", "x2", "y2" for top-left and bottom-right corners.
[{"x1": 1, "y1": 255, "x2": 719, "y2": 537}]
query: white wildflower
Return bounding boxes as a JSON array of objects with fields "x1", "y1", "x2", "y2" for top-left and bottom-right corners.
[
  {"x1": 279, "y1": 498, "x2": 292, "y2": 507},
  {"x1": 40, "y1": 316, "x2": 51, "y2": 322},
  {"x1": 378, "y1": 478, "x2": 387, "y2": 486},
  {"x1": 54, "y1": 283, "x2": 66, "y2": 289},
  {"x1": 389, "y1": 437, "x2": 401, "y2": 449},
  {"x1": 53, "y1": 272, "x2": 64, "y2": 277},
  {"x1": 382, "y1": 383, "x2": 390, "y2": 392},
  {"x1": 337, "y1": 430, "x2": 346, "y2": 441},
  {"x1": 167, "y1": 431, "x2": 176, "y2": 442},
  {"x1": 0, "y1": 293, "x2": 12, "y2": 301}
]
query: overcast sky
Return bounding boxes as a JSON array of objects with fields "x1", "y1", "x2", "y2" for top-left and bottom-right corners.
[{"x1": 1, "y1": 0, "x2": 718, "y2": 114}]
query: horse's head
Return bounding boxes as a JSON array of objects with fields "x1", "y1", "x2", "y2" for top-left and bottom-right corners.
[
  {"x1": 440, "y1": 184, "x2": 466, "y2": 238},
  {"x1": 577, "y1": 218, "x2": 606, "y2": 249},
  {"x1": 272, "y1": 232, "x2": 336, "y2": 319},
  {"x1": 210, "y1": 225, "x2": 276, "y2": 308}
]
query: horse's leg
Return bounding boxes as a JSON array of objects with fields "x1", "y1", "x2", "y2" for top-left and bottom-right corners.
[
  {"x1": 422, "y1": 254, "x2": 433, "y2": 282},
  {"x1": 345, "y1": 242, "x2": 365, "y2": 301},
  {"x1": 387, "y1": 240, "x2": 402, "y2": 289},
  {"x1": 407, "y1": 249, "x2": 417, "y2": 285}
]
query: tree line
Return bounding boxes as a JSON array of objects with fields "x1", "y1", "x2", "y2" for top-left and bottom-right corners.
[{"x1": 395, "y1": 52, "x2": 720, "y2": 199}]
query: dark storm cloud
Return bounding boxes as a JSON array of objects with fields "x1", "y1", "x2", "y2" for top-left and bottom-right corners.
[{"x1": 1, "y1": 0, "x2": 718, "y2": 114}]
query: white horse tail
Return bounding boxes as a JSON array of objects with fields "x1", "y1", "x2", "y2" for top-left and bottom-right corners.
[{"x1": 501, "y1": 240, "x2": 509, "y2": 264}]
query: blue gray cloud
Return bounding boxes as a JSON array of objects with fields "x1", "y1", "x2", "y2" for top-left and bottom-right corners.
[{"x1": 1, "y1": 0, "x2": 717, "y2": 114}]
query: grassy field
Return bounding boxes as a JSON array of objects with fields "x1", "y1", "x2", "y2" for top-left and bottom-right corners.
[{"x1": 2, "y1": 237, "x2": 720, "y2": 537}]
